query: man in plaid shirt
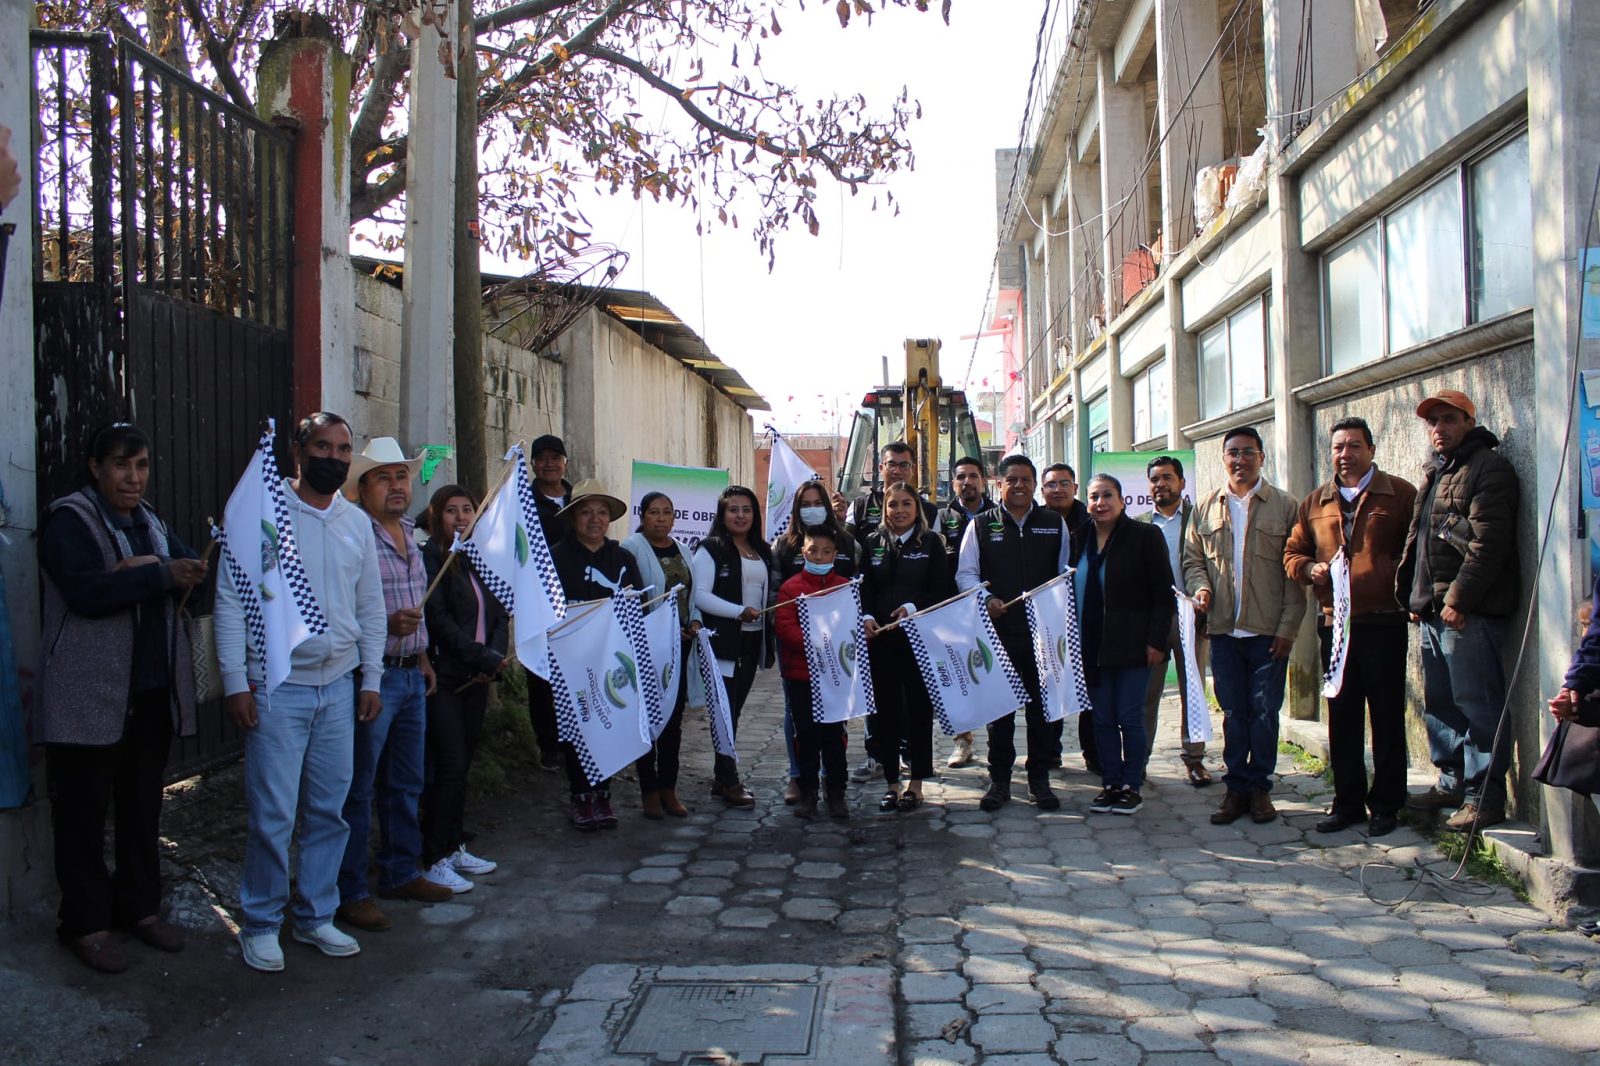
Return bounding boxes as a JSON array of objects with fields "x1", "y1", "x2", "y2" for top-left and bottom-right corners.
[{"x1": 336, "y1": 439, "x2": 450, "y2": 934}]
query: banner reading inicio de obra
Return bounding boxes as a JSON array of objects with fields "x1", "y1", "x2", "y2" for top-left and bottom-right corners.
[
  {"x1": 901, "y1": 590, "x2": 1029, "y2": 736},
  {"x1": 796, "y1": 578, "x2": 874, "y2": 724},
  {"x1": 629, "y1": 460, "x2": 730, "y2": 554}
]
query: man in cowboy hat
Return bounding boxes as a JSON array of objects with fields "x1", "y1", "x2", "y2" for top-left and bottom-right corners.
[
  {"x1": 335, "y1": 438, "x2": 454, "y2": 933},
  {"x1": 550, "y1": 480, "x2": 643, "y2": 830}
]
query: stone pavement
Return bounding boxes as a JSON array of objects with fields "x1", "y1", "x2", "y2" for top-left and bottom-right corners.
[{"x1": 1, "y1": 672, "x2": 1596, "y2": 1064}]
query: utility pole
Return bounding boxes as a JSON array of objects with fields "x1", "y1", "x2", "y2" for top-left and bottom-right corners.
[{"x1": 453, "y1": 0, "x2": 487, "y2": 494}]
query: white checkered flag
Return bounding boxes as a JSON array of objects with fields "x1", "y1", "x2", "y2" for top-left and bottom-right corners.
[
  {"x1": 797, "y1": 578, "x2": 875, "y2": 724},
  {"x1": 693, "y1": 628, "x2": 739, "y2": 761},
  {"x1": 546, "y1": 597, "x2": 652, "y2": 786},
  {"x1": 764, "y1": 427, "x2": 818, "y2": 542},
  {"x1": 1173, "y1": 589, "x2": 1214, "y2": 743},
  {"x1": 213, "y1": 419, "x2": 329, "y2": 693},
  {"x1": 1023, "y1": 573, "x2": 1091, "y2": 722},
  {"x1": 902, "y1": 589, "x2": 1030, "y2": 736},
  {"x1": 637, "y1": 587, "x2": 683, "y2": 741},
  {"x1": 453, "y1": 445, "x2": 568, "y2": 679}
]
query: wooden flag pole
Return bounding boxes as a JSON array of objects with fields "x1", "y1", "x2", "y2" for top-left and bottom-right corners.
[
  {"x1": 546, "y1": 597, "x2": 613, "y2": 639},
  {"x1": 419, "y1": 447, "x2": 523, "y2": 607},
  {"x1": 754, "y1": 575, "x2": 857, "y2": 618},
  {"x1": 872, "y1": 582, "x2": 989, "y2": 636},
  {"x1": 175, "y1": 518, "x2": 218, "y2": 614},
  {"x1": 996, "y1": 570, "x2": 1074, "y2": 612}
]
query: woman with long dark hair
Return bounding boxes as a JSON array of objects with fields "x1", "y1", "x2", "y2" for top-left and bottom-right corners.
[
  {"x1": 861, "y1": 482, "x2": 951, "y2": 811},
  {"x1": 622, "y1": 492, "x2": 702, "y2": 819},
  {"x1": 691, "y1": 485, "x2": 773, "y2": 808},
  {"x1": 38, "y1": 423, "x2": 207, "y2": 972},
  {"x1": 417, "y1": 484, "x2": 508, "y2": 893}
]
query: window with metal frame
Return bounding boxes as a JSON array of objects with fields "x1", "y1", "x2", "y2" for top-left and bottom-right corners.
[{"x1": 1198, "y1": 296, "x2": 1269, "y2": 421}]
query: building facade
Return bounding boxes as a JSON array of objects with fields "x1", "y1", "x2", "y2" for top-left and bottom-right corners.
[{"x1": 1003, "y1": 0, "x2": 1599, "y2": 882}]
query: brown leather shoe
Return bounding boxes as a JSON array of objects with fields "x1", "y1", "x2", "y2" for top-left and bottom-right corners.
[
  {"x1": 825, "y1": 792, "x2": 850, "y2": 820},
  {"x1": 70, "y1": 932, "x2": 130, "y2": 974},
  {"x1": 783, "y1": 778, "x2": 802, "y2": 805},
  {"x1": 1184, "y1": 762, "x2": 1215, "y2": 787},
  {"x1": 713, "y1": 780, "x2": 756, "y2": 809},
  {"x1": 1444, "y1": 803, "x2": 1505, "y2": 832},
  {"x1": 1211, "y1": 790, "x2": 1249, "y2": 825},
  {"x1": 132, "y1": 917, "x2": 185, "y2": 953},
  {"x1": 336, "y1": 898, "x2": 392, "y2": 932},
  {"x1": 379, "y1": 876, "x2": 453, "y2": 904},
  {"x1": 641, "y1": 790, "x2": 664, "y2": 820},
  {"x1": 659, "y1": 788, "x2": 689, "y2": 817},
  {"x1": 1249, "y1": 791, "x2": 1278, "y2": 824}
]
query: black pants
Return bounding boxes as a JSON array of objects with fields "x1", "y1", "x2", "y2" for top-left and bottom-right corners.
[
  {"x1": 421, "y1": 680, "x2": 488, "y2": 864},
  {"x1": 524, "y1": 667, "x2": 559, "y2": 756},
  {"x1": 714, "y1": 629, "x2": 763, "y2": 785},
  {"x1": 869, "y1": 631, "x2": 934, "y2": 784},
  {"x1": 785, "y1": 678, "x2": 847, "y2": 794},
  {"x1": 1320, "y1": 621, "x2": 1409, "y2": 818},
  {"x1": 637, "y1": 643, "x2": 690, "y2": 793},
  {"x1": 986, "y1": 630, "x2": 1052, "y2": 791},
  {"x1": 47, "y1": 689, "x2": 172, "y2": 940},
  {"x1": 1078, "y1": 709, "x2": 1098, "y2": 765}
]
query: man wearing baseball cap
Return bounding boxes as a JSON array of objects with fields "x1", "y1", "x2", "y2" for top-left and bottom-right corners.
[{"x1": 1395, "y1": 388, "x2": 1520, "y2": 831}]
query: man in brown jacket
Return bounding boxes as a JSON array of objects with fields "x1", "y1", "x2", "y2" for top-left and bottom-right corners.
[
  {"x1": 1284, "y1": 417, "x2": 1417, "y2": 838},
  {"x1": 1183, "y1": 427, "x2": 1307, "y2": 826}
]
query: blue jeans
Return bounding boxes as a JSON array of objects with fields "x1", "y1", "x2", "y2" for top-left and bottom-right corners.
[
  {"x1": 240, "y1": 676, "x2": 356, "y2": 934},
  {"x1": 1089, "y1": 666, "x2": 1152, "y2": 790},
  {"x1": 1210, "y1": 634, "x2": 1288, "y2": 795},
  {"x1": 339, "y1": 666, "x2": 427, "y2": 903},
  {"x1": 1420, "y1": 615, "x2": 1510, "y2": 809}
]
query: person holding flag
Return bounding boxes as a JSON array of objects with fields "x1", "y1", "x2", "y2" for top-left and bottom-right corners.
[
  {"x1": 773, "y1": 527, "x2": 853, "y2": 820},
  {"x1": 935, "y1": 457, "x2": 994, "y2": 769},
  {"x1": 217, "y1": 412, "x2": 386, "y2": 973},
  {"x1": 550, "y1": 480, "x2": 643, "y2": 830},
  {"x1": 524, "y1": 434, "x2": 572, "y2": 773},
  {"x1": 1072, "y1": 475, "x2": 1174, "y2": 816},
  {"x1": 861, "y1": 482, "x2": 952, "y2": 811},
  {"x1": 956, "y1": 454, "x2": 1072, "y2": 813},
  {"x1": 1284, "y1": 417, "x2": 1415, "y2": 838}
]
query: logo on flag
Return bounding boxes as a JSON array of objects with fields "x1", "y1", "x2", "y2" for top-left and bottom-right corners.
[
  {"x1": 902, "y1": 592, "x2": 1029, "y2": 735},
  {"x1": 214, "y1": 420, "x2": 328, "y2": 693},
  {"x1": 1024, "y1": 574, "x2": 1091, "y2": 722},
  {"x1": 546, "y1": 597, "x2": 653, "y2": 786},
  {"x1": 454, "y1": 445, "x2": 568, "y2": 679},
  {"x1": 636, "y1": 587, "x2": 683, "y2": 742},
  {"x1": 764, "y1": 428, "x2": 819, "y2": 541},
  {"x1": 796, "y1": 578, "x2": 875, "y2": 724}
]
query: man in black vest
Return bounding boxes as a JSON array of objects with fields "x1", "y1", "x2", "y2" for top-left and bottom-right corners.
[
  {"x1": 936, "y1": 456, "x2": 995, "y2": 768},
  {"x1": 834, "y1": 440, "x2": 939, "y2": 544},
  {"x1": 956, "y1": 454, "x2": 1071, "y2": 812}
]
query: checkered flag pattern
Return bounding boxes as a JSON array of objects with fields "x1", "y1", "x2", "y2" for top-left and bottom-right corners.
[
  {"x1": 694, "y1": 628, "x2": 738, "y2": 760},
  {"x1": 1025, "y1": 573, "x2": 1091, "y2": 722},
  {"x1": 903, "y1": 592, "x2": 1029, "y2": 736},
  {"x1": 795, "y1": 578, "x2": 875, "y2": 724},
  {"x1": 901, "y1": 617, "x2": 956, "y2": 735},
  {"x1": 763, "y1": 428, "x2": 819, "y2": 542},
  {"x1": 983, "y1": 604, "x2": 1031, "y2": 709},
  {"x1": 456, "y1": 533, "x2": 511, "y2": 610},
  {"x1": 215, "y1": 419, "x2": 327, "y2": 693},
  {"x1": 545, "y1": 646, "x2": 599, "y2": 781},
  {"x1": 509, "y1": 448, "x2": 568, "y2": 618},
  {"x1": 1173, "y1": 589, "x2": 1214, "y2": 743},
  {"x1": 544, "y1": 596, "x2": 651, "y2": 786},
  {"x1": 617, "y1": 590, "x2": 666, "y2": 745}
]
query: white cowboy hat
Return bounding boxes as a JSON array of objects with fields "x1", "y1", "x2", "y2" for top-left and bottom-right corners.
[
  {"x1": 342, "y1": 436, "x2": 425, "y2": 495},
  {"x1": 556, "y1": 478, "x2": 627, "y2": 523}
]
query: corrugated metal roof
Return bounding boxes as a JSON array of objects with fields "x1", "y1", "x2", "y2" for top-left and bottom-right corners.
[{"x1": 598, "y1": 288, "x2": 769, "y2": 411}]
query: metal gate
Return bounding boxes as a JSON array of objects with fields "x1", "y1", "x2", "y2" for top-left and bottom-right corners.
[{"x1": 33, "y1": 32, "x2": 296, "y2": 779}]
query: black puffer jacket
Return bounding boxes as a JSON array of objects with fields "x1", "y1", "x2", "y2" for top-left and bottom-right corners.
[{"x1": 1395, "y1": 426, "x2": 1520, "y2": 618}]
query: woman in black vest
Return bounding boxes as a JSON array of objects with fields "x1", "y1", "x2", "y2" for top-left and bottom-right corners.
[
  {"x1": 770, "y1": 479, "x2": 856, "y2": 802},
  {"x1": 1070, "y1": 474, "x2": 1174, "y2": 816},
  {"x1": 37, "y1": 423, "x2": 207, "y2": 972},
  {"x1": 419, "y1": 484, "x2": 509, "y2": 890},
  {"x1": 861, "y1": 482, "x2": 951, "y2": 811},
  {"x1": 691, "y1": 486, "x2": 773, "y2": 808}
]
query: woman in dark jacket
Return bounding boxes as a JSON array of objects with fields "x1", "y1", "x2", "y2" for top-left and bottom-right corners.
[
  {"x1": 861, "y1": 482, "x2": 951, "y2": 811},
  {"x1": 419, "y1": 484, "x2": 509, "y2": 893},
  {"x1": 1072, "y1": 474, "x2": 1174, "y2": 816},
  {"x1": 38, "y1": 423, "x2": 207, "y2": 972}
]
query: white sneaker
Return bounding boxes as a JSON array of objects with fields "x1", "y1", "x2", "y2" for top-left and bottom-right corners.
[
  {"x1": 450, "y1": 846, "x2": 497, "y2": 876},
  {"x1": 947, "y1": 733, "x2": 975, "y2": 768},
  {"x1": 850, "y1": 757, "x2": 880, "y2": 783},
  {"x1": 240, "y1": 931, "x2": 284, "y2": 972},
  {"x1": 291, "y1": 923, "x2": 361, "y2": 958},
  {"x1": 423, "y1": 857, "x2": 474, "y2": 894}
]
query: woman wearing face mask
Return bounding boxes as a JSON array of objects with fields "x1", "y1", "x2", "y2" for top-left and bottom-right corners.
[
  {"x1": 417, "y1": 485, "x2": 508, "y2": 893},
  {"x1": 692, "y1": 486, "x2": 774, "y2": 808},
  {"x1": 860, "y1": 482, "x2": 951, "y2": 811},
  {"x1": 769, "y1": 480, "x2": 857, "y2": 802},
  {"x1": 37, "y1": 423, "x2": 207, "y2": 972},
  {"x1": 1072, "y1": 474, "x2": 1174, "y2": 816},
  {"x1": 622, "y1": 492, "x2": 703, "y2": 819}
]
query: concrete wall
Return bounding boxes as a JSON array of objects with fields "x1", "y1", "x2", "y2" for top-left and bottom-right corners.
[
  {"x1": 559, "y1": 309, "x2": 756, "y2": 538},
  {"x1": 484, "y1": 333, "x2": 562, "y2": 484},
  {"x1": 352, "y1": 273, "x2": 405, "y2": 440}
]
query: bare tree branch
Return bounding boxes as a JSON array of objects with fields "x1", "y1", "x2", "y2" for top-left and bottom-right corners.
[
  {"x1": 474, "y1": 0, "x2": 585, "y2": 37},
  {"x1": 178, "y1": 0, "x2": 253, "y2": 109}
]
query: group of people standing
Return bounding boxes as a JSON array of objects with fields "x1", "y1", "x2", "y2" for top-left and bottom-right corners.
[{"x1": 31, "y1": 383, "x2": 1526, "y2": 975}]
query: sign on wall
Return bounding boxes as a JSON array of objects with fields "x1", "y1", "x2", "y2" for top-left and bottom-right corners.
[
  {"x1": 628, "y1": 460, "x2": 730, "y2": 553},
  {"x1": 1088, "y1": 450, "x2": 1198, "y2": 518}
]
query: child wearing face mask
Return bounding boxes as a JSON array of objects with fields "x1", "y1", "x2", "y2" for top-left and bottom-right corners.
[{"x1": 773, "y1": 529, "x2": 852, "y2": 820}]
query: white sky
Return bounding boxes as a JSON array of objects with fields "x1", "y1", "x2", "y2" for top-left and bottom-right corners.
[{"x1": 481, "y1": 1, "x2": 1048, "y2": 436}]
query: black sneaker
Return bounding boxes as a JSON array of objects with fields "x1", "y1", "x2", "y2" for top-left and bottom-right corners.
[
  {"x1": 1316, "y1": 809, "x2": 1364, "y2": 834},
  {"x1": 1088, "y1": 789, "x2": 1117, "y2": 813},
  {"x1": 1112, "y1": 788, "x2": 1143, "y2": 815},
  {"x1": 1031, "y1": 786, "x2": 1061, "y2": 812},
  {"x1": 979, "y1": 782, "x2": 1011, "y2": 811}
]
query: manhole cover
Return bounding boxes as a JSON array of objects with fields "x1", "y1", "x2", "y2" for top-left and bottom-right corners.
[{"x1": 616, "y1": 981, "x2": 819, "y2": 1059}]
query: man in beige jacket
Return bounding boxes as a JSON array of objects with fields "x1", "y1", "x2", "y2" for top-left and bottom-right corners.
[{"x1": 1182, "y1": 426, "x2": 1307, "y2": 826}]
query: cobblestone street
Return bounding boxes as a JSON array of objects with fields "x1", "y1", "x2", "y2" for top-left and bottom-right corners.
[{"x1": 2, "y1": 673, "x2": 1597, "y2": 1064}]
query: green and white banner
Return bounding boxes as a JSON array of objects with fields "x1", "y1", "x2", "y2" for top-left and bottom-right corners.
[
  {"x1": 1088, "y1": 449, "x2": 1196, "y2": 517},
  {"x1": 629, "y1": 460, "x2": 731, "y2": 553}
]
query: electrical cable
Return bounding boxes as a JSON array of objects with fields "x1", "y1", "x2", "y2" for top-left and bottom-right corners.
[{"x1": 1358, "y1": 153, "x2": 1600, "y2": 910}]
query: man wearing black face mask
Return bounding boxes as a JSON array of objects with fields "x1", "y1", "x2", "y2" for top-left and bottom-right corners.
[{"x1": 218, "y1": 411, "x2": 388, "y2": 972}]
